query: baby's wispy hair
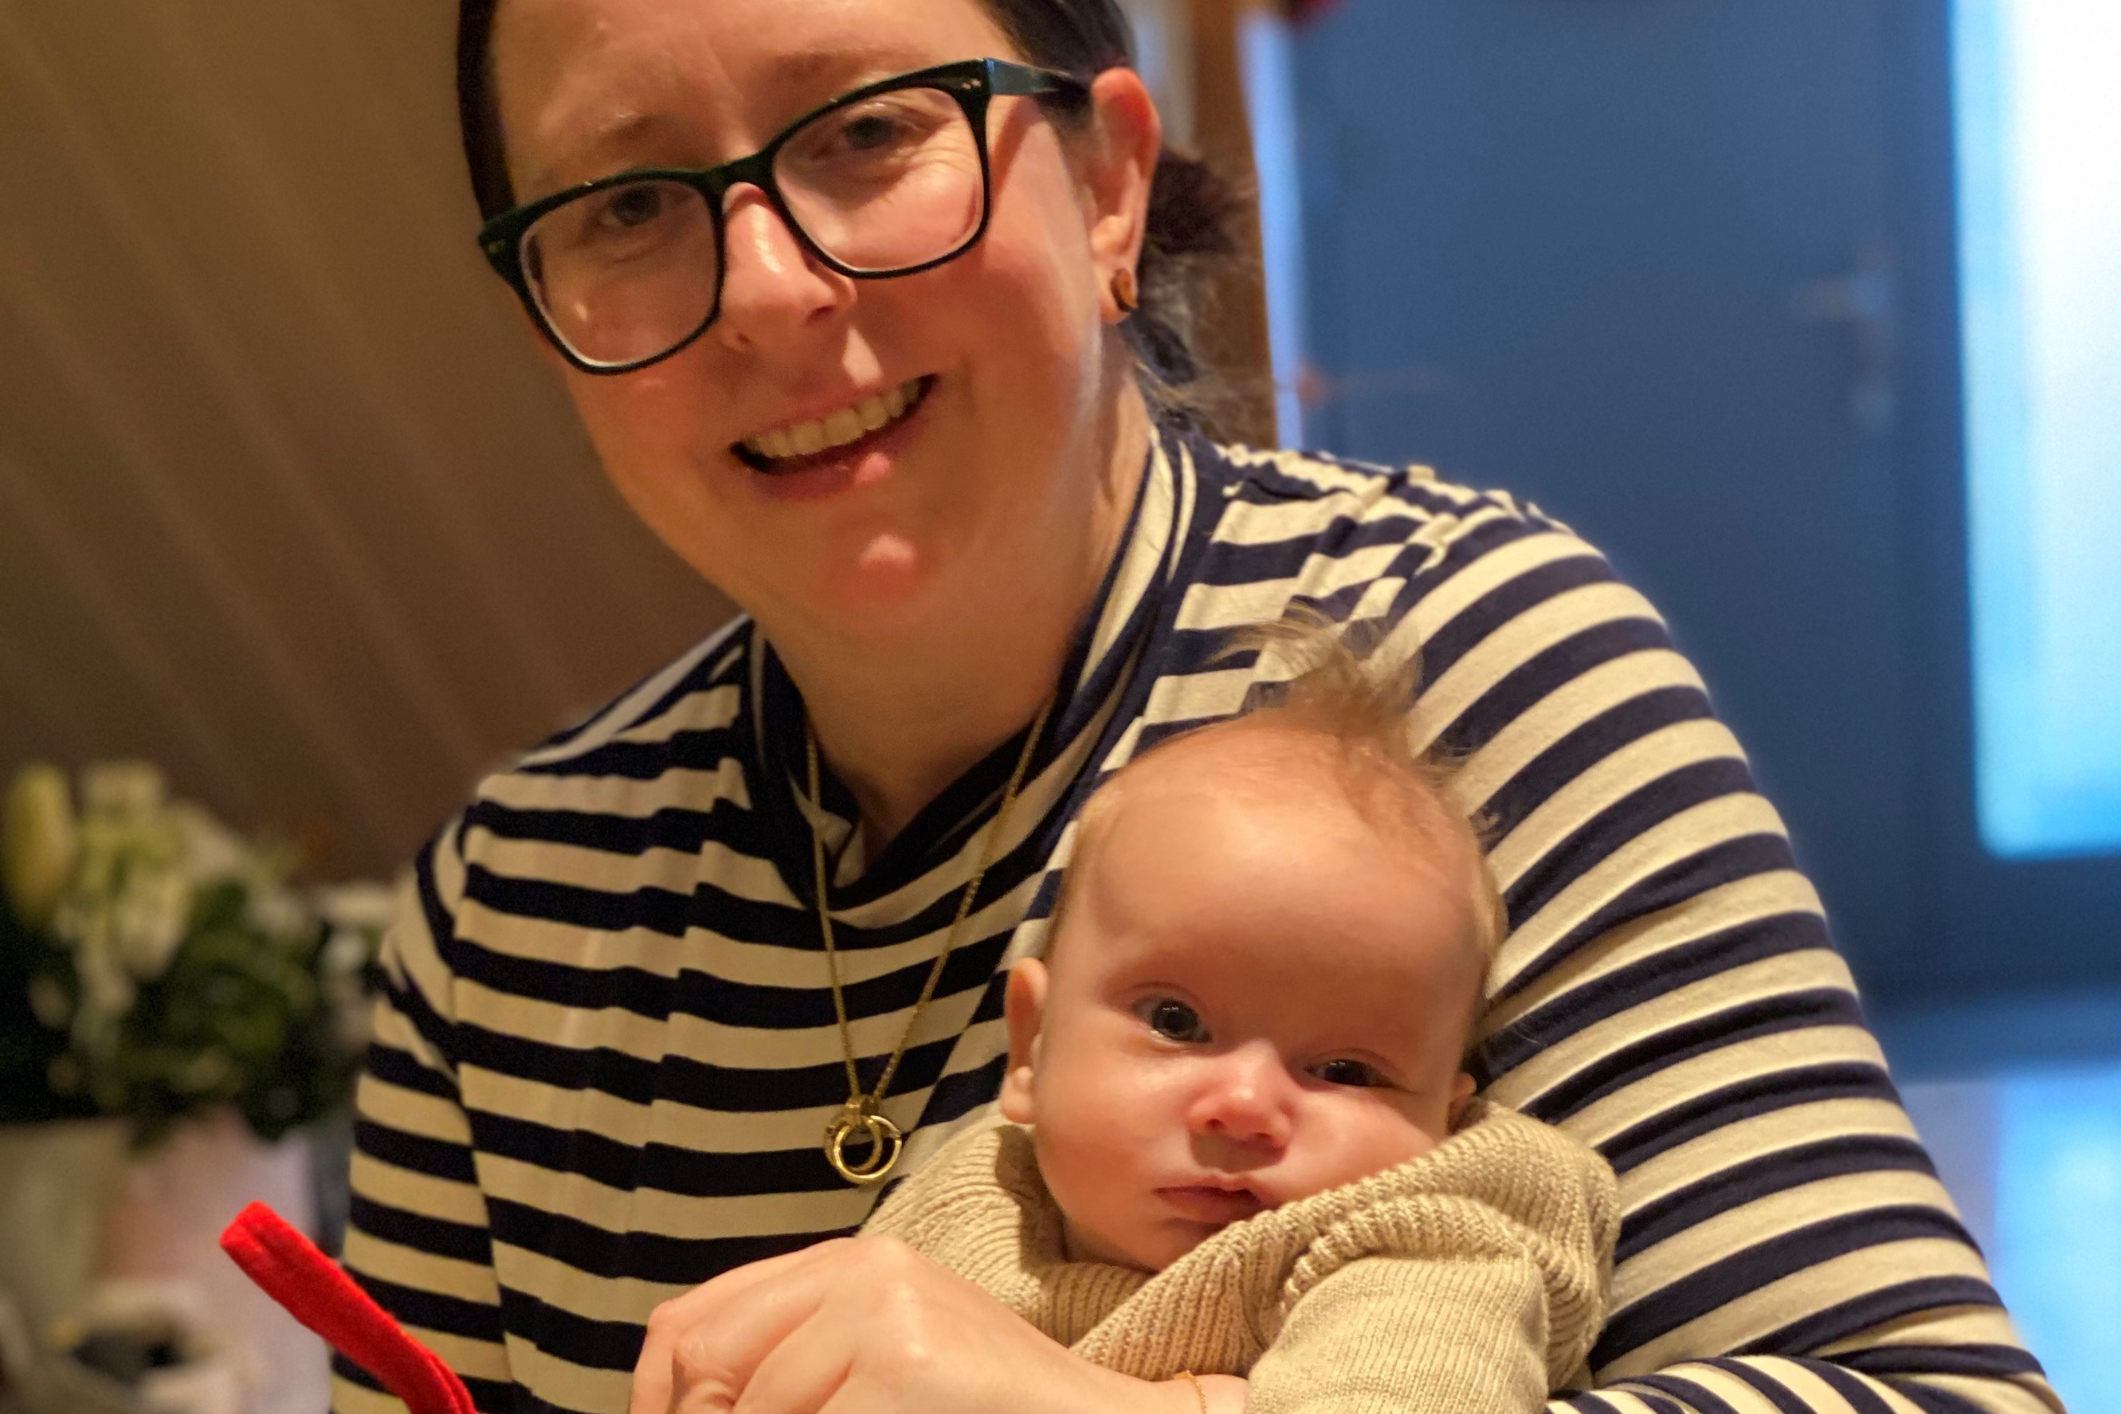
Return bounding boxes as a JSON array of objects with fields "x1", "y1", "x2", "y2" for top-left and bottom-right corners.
[
  {"x1": 1220, "y1": 609, "x2": 1507, "y2": 967},
  {"x1": 1056, "y1": 608, "x2": 1509, "y2": 975}
]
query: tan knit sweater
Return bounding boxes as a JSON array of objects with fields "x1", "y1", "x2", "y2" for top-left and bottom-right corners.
[{"x1": 864, "y1": 1100, "x2": 1618, "y2": 1414}]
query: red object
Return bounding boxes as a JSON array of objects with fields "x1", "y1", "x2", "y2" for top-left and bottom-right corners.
[
  {"x1": 219, "y1": 1202, "x2": 477, "y2": 1414},
  {"x1": 1283, "y1": 0, "x2": 1342, "y2": 22}
]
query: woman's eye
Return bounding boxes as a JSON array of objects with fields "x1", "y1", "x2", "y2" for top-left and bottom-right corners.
[
  {"x1": 598, "y1": 185, "x2": 666, "y2": 230},
  {"x1": 1140, "y1": 998, "x2": 1207, "y2": 1043},
  {"x1": 805, "y1": 100, "x2": 943, "y2": 163},
  {"x1": 837, "y1": 112, "x2": 907, "y2": 153},
  {"x1": 1311, "y1": 1058, "x2": 1388, "y2": 1088}
]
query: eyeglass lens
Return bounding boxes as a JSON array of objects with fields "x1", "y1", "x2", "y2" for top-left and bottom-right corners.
[{"x1": 520, "y1": 86, "x2": 988, "y2": 368}]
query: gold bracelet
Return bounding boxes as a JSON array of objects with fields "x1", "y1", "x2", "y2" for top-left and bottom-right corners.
[{"x1": 1176, "y1": 1371, "x2": 1208, "y2": 1414}]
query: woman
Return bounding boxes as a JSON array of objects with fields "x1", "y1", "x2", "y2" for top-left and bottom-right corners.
[{"x1": 337, "y1": 1, "x2": 2057, "y2": 1412}]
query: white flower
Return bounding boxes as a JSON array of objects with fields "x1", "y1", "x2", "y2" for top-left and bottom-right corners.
[
  {"x1": 320, "y1": 926, "x2": 373, "y2": 983},
  {"x1": 169, "y1": 801, "x2": 253, "y2": 887},
  {"x1": 313, "y1": 879, "x2": 392, "y2": 1051},
  {"x1": 313, "y1": 880, "x2": 397, "y2": 934},
  {"x1": 45, "y1": 762, "x2": 199, "y2": 983},
  {"x1": 322, "y1": 934, "x2": 379, "y2": 1050},
  {"x1": 79, "y1": 761, "x2": 167, "y2": 823},
  {"x1": 3, "y1": 764, "x2": 78, "y2": 930},
  {"x1": 112, "y1": 865, "x2": 193, "y2": 981},
  {"x1": 73, "y1": 931, "x2": 136, "y2": 1027},
  {"x1": 245, "y1": 882, "x2": 311, "y2": 945}
]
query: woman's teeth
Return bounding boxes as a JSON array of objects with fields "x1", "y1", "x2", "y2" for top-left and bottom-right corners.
[{"x1": 743, "y1": 378, "x2": 924, "y2": 462}]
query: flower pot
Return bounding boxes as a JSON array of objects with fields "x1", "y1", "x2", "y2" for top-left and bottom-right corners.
[
  {"x1": 96, "y1": 1107, "x2": 328, "y2": 1414},
  {"x1": 0, "y1": 1117, "x2": 131, "y2": 1341}
]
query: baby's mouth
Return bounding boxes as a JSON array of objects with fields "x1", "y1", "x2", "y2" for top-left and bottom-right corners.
[
  {"x1": 1156, "y1": 1184, "x2": 1268, "y2": 1225},
  {"x1": 732, "y1": 376, "x2": 933, "y2": 474}
]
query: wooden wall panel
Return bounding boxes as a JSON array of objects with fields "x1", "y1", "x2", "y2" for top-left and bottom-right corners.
[
  {"x1": 0, "y1": 0, "x2": 1276, "y2": 878},
  {"x1": 0, "y1": 0, "x2": 732, "y2": 878}
]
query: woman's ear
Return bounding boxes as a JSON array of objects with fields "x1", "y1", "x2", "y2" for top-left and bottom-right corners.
[
  {"x1": 1080, "y1": 66, "x2": 1163, "y2": 322},
  {"x1": 999, "y1": 958, "x2": 1050, "y2": 1123}
]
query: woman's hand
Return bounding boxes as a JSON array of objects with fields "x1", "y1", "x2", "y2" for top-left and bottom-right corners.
[
  {"x1": 628, "y1": 1234, "x2": 1221, "y2": 1414},
  {"x1": 1189, "y1": 1373, "x2": 1250, "y2": 1414}
]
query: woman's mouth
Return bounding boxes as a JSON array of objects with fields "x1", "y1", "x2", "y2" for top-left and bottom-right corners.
[{"x1": 734, "y1": 376, "x2": 933, "y2": 476}]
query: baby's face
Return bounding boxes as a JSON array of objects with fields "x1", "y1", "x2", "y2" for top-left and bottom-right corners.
[{"x1": 1000, "y1": 729, "x2": 1486, "y2": 1271}]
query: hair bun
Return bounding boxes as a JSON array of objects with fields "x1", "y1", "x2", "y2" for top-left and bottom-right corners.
[{"x1": 1127, "y1": 147, "x2": 1248, "y2": 418}]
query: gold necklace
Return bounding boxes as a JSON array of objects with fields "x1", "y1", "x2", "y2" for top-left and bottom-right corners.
[{"x1": 806, "y1": 696, "x2": 1054, "y2": 1186}]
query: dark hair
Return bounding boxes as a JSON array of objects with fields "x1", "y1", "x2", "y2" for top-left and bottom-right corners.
[{"x1": 454, "y1": 0, "x2": 1244, "y2": 406}]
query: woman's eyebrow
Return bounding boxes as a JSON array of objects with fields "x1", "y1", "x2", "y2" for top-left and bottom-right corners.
[
  {"x1": 768, "y1": 37, "x2": 949, "y2": 84},
  {"x1": 517, "y1": 109, "x2": 683, "y2": 198},
  {"x1": 767, "y1": 48, "x2": 889, "y2": 89},
  {"x1": 519, "y1": 48, "x2": 931, "y2": 197}
]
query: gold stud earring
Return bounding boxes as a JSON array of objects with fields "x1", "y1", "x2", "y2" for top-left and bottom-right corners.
[{"x1": 1111, "y1": 267, "x2": 1140, "y2": 315}]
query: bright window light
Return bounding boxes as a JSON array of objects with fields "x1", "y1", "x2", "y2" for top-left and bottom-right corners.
[
  {"x1": 1955, "y1": 0, "x2": 2121, "y2": 859},
  {"x1": 1241, "y1": 10, "x2": 1309, "y2": 448},
  {"x1": 1993, "y1": 1062, "x2": 2121, "y2": 1413}
]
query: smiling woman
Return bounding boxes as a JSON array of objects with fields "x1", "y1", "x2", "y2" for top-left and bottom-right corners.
[
  {"x1": 330, "y1": 3, "x2": 2059, "y2": 1414},
  {"x1": 461, "y1": 0, "x2": 1173, "y2": 798}
]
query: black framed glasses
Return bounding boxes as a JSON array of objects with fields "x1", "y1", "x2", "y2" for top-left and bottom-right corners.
[{"x1": 478, "y1": 57, "x2": 1089, "y2": 375}]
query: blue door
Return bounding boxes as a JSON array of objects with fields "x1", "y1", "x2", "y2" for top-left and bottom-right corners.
[{"x1": 1291, "y1": 0, "x2": 2120, "y2": 1017}]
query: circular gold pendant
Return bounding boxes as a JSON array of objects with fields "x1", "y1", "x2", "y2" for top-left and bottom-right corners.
[{"x1": 824, "y1": 1102, "x2": 904, "y2": 1186}]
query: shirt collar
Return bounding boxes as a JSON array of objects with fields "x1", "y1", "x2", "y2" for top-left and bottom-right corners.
[{"x1": 750, "y1": 422, "x2": 1191, "y2": 904}]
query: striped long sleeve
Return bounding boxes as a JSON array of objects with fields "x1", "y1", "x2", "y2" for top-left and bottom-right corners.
[
  {"x1": 1332, "y1": 465, "x2": 2056, "y2": 1414},
  {"x1": 336, "y1": 825, "x2": 514, "y2": 1412},
  {"x1": 332, "y1": 430, "x2": 2056, "y2": 1414}
]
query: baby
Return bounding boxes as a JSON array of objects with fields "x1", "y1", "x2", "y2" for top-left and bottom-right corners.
[{"x1": 865, "y1": 622, "x2": 1619, "y2": 1414}]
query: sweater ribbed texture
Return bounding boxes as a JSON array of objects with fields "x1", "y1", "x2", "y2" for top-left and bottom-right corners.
[{"x1": 864, "y1": 1099, "x2": 1618, "y2": 1414}]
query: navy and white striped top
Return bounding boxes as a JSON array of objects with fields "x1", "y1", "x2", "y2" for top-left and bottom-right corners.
[{"x1": 336, "y1": 427, "x2": 2059, "y2": 1414}]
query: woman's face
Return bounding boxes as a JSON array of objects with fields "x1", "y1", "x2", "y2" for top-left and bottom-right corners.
[{"x1": 488, "y1": 0, "x2": 1158, "y2": 641}]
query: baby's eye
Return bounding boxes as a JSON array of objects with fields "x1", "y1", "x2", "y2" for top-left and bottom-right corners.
[
  {"x1": 1138, "y1": 997, "x2": 1208, "y2": 1043},
  {"x1": 1310, "y1": 1058, "x2": 1388, "y2": 1088}
]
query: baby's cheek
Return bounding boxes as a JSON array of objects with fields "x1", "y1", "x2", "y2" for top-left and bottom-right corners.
[
  {"x1": 1295, "y1": 1101, "x2": 1444, "y2": 1197},
  {"x1": 1033, "y1": 1088, "x2": 1156, "y2": 1228},
  {"x1": 1034, "y1": 1131, "x2": 1123, "y2": 1233},
  {"x1": 1037, "y1": 1101, "x2": 1141, "y2": 1198},
  {"x1": 1038, "y1": 1145, "x2": 1164, "y2": 1269}
]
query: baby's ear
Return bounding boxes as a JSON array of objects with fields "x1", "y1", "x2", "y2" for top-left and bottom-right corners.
[
  {"x1": 1446, "y1": 1071, "x2": 1478, "y2": 1129},
  {"x1": 999, "y1": 959, "x2": 1049, "y2": 1124}
]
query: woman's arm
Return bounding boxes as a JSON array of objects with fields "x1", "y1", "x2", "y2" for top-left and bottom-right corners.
[
  {"x1": 1367, "y1": 482, "x2": 2062, "y2": 1414},
  {"x1": 331, "y1": 823, "x2": 514, "y2": 1414}
]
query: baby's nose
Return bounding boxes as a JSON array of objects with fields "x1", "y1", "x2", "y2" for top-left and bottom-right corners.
[{"x1": 1189, "y1": 1044, "x2": 1296, "y2": 1150}]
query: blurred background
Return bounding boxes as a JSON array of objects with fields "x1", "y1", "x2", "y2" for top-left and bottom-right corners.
[{"x1": 0, "y1": 0, "x2": 2113, "y2": 1410}]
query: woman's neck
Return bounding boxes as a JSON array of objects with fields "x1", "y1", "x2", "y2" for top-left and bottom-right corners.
[
  {"x1": 794, "y1": 616, "x2": 1072, "y2": 853},
  {"x1": 777, "y1": 389, "x2": 1153, "y2": 854}
]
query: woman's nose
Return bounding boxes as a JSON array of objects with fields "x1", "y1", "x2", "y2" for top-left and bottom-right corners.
[
  {"x1": 711, "y1": 186, "x2": 854, "y2": 351},
  {"x1": 1187, "y1": 1044, "x2": 1296, "y2": 1152}
]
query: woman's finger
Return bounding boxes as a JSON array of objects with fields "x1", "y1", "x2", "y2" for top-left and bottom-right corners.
[
  {"x1": 721, "y1": 1303, "x2": 851, "y2": 1414},
  {"x1": 631, "y1": 1242, "x2": 854, "y2": 1414},
  {"x1": 663, "y1": 1263, "x2": 845, "y2": 1410}
]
